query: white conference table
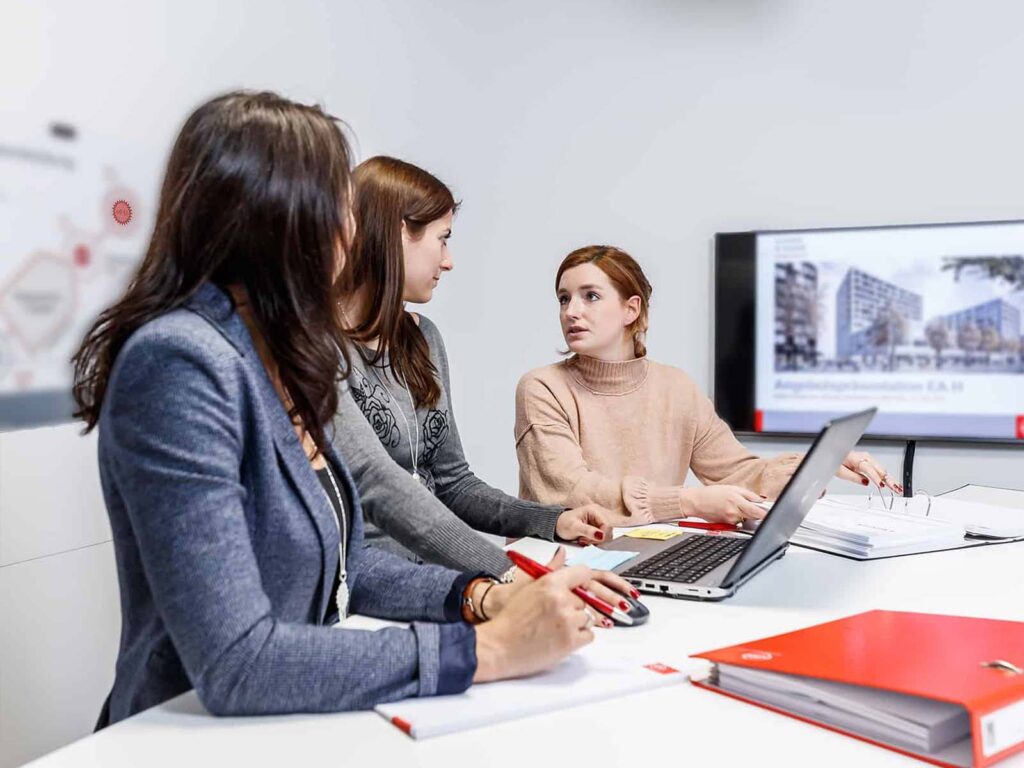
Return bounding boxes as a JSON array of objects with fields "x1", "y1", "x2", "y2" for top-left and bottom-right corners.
[{"x1": 29, "y1": 489, "x2": 1024, "y2": 768}]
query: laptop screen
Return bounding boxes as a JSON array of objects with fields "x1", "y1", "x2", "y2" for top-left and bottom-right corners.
[{"x1": 721, "y1": 408, "x2": 877, "y2": 587}]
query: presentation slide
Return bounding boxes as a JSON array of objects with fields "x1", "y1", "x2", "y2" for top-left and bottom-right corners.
[
  {"x1": 754, "y1": 222, "x2": 1024, "y2": 441},
  {"x1": 0, "y1": 119, "x2": 153, "y2": 428}
]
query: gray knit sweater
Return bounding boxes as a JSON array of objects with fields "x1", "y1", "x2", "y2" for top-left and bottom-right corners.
[{"x1": 331, "y1": 314, "x2": 564, "y2": 576}]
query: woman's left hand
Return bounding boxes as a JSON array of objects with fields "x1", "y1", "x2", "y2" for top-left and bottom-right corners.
[
  {"x1": 485, "y1": 547, "x2": 639, "y2": 628},
  {"x1": 555, "y1": 504, "x2": 614, "y2": 545},
  {"x1": 837, "y1": 451, "x2": 903, "y2": 494}
]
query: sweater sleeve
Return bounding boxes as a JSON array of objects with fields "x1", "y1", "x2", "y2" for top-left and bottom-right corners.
[
  {"x1": 420, "y1": 318, "x2": 564, "y2": 540},
  {"x1": 331, "y1": 386, "x2": 513, "y2": 577},
  {"x1": 688, "y1": 389, "x2": 803, "y2": 498},
  {"x1": 514, "y1": 375, "x2": 684, "y2": 524}
]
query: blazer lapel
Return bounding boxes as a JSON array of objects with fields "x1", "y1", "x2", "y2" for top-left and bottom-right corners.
[
  {"x1": 185, "y1": 283, "x2": 341, "y2": 616},
  {"x1": 272, "y1": 433, "x2": 340, "y2": 619}
]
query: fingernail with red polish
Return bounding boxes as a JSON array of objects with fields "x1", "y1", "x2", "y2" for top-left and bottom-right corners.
[
  {"x1": 619, "y1": 601, "x2": 630, "y2": 611},
  {"x1": 862, "y1": 478, "x2": 869, "y2": 485},
  {"x1": 594, "y1": 531, "x2": 605, "y2": 540},
  {"x1": 602, "y1": 619, "x2": 613, "y2": 628},
  {"x1": 630, "y1": 589, "x2": 640, "y2": 598}
]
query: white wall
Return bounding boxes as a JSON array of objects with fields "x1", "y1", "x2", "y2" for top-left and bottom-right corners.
[{"x1": 3, "y1": 0, "x2": 1024, "y2": 764}]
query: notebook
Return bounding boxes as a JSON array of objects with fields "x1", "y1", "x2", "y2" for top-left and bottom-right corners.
[{"x1": 375, "y1": 642, "x2": 685, "y2": 739}]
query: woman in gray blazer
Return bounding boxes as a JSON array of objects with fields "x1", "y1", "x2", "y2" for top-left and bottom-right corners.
[{"x1": 72, "y1": 91, "x2": 601, "y2": 727}]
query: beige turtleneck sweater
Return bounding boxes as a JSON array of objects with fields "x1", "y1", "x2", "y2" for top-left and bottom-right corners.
[{"x1": 514, "y1": 355, "x2": 803, "y2": 524}]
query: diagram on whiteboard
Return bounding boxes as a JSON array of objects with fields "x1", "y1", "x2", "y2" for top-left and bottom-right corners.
[{"x1": 0, "y1": 121, "x2": 153, "y2": 408}]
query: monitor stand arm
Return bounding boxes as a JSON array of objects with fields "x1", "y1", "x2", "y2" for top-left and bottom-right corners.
[{"x1": 902, "y1": 440, "x2": 916, "y2": 498}]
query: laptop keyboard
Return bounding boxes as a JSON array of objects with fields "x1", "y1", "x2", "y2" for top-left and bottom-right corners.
[{"x1": 620, "y1": 534, "x2": 746, "y2": 583}]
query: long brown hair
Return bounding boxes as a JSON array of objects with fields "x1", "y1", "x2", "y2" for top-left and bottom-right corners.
[
  {"x1": 72, "y1": 91, "x2": 354, "y2": 449},
  {"x1": 341, "y1": 156, "x2": 458, "y2": 408},
  {"x1": 556, "y1": 245, "x2": 653, "y2": 357}
]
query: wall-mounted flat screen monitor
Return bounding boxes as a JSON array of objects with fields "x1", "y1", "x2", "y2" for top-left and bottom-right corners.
[{"x1": 714, "y1": 220, "x2": 1024, "y2": 444}]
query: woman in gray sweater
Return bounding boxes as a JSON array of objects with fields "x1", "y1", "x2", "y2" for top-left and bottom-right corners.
[{"x1": 332, "y1": 156, "x2": 619, "y2": 580}]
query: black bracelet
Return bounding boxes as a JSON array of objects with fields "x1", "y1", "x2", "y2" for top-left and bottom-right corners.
[{"x1": 479, "y1": 580, "x2": 498, "y2": 621}]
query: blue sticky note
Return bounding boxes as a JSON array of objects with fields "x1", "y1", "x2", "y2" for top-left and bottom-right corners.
[{"x1": 565, "y1": 545, "x2": 640, "y2": 571}]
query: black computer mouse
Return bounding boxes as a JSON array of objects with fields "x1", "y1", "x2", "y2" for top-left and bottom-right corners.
[{"x1": 613, "y1": 594, "x2": 650, "y2": 627}]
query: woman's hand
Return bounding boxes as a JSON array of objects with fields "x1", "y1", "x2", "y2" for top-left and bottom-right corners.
[
  {"x1": 582, "y1": 566, "x2": 641, "y2": 616},
  {"x1": 555, "y1": 504, "x2": 613, "y2": 545},
  {"x1": 481, "y1": 547, "x2": 569, "y2": 619},
  {"x1": 484, "y1": 547, "x2": 636, "y2": 627},
  {"x1": 837, "y1": 451, "x2": 903, "y2": 494},
  {"x1": 682, "y1": 484, "x2": 766, "y2": 524},
  {"x1": 473, "y1": 563, "x2": 597, "y2": 682}
]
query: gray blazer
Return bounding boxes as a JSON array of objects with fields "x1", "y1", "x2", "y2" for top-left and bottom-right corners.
[{"x1": 96, "y1": 283, "x2": 476, "y2": 727}]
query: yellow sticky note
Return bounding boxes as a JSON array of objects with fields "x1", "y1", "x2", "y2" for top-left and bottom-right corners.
[{"x1": 623, "y1": 527, "x2": 682, "y2": 541}]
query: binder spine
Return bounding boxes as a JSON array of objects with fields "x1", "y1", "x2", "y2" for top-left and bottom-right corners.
[{"x1": 974, "y1": 699, "x2": 1024, "y2": 767}]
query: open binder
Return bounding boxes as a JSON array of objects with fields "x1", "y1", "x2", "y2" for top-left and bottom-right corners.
[
  {"x1": 692, "y1": 610, "x2": 1024, "y2": 767},
  {"x1": 752, "y1": 491, "x2": 1024, "y2": 560}
]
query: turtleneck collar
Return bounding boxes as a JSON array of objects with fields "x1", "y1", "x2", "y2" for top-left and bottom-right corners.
[{"x1": 566, "y1": 354, "x2": 649, "y2": 395}]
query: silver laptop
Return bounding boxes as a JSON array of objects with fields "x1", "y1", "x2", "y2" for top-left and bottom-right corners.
[{"x1": 600, "y1": 408, "x2": 877, "y2": 601}]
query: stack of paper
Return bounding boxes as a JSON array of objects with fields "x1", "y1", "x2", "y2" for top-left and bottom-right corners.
[
  {"x1": 715, "y1": 664, "x2": 970, "y2": 754},
  {"x1": 923, "y1": 497, "x2": 1024, "y2": 539},
  {"x1": 790, "y1": 499, "x2": 967, "y2": 558},
  {"x1": 942, "y1": 483, "x2": 1024, "y2": 513},
  {"x1": 806, "y1": 493, "x2": 1024, "y2": 541},
  {"x1": 375, "y1": 643, "x2": 685, "y2": 739}
]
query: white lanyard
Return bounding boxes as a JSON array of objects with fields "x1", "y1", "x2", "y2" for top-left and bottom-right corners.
[{"x1": 320, "y1": 462, "x2": 349, "y2": 619}]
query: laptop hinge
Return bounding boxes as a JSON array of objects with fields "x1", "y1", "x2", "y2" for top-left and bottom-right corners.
[{"x1": 720, "y1": 544, "x2": 787, "y2": 589}]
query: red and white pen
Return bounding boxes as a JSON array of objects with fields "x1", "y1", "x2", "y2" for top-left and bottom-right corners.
[
  {"x1": 677, "y1": 520, "x2": 738, "y2": 532},
  {"x1": 506, "y1": 550, "x2": 634, "y2": 626}
]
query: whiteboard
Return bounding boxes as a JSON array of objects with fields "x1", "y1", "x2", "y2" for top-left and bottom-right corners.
[{"x1": 0, "y1": 119, "x2": 154, "y2": 430}]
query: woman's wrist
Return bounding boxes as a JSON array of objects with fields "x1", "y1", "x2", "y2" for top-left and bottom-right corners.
[
  {"x1": 677, "y1": 486, "x2": 699, "y2": 519},
  {"x1": 553, "y1": 509, "x2": 571, "y2": 540},
  {"x1": 472, "y1": 623, "x2": 505, "y2": 683},
  {"x1": 479, "y1": 582, "x2": 515, "y2": 618},
  {"x1": 461, "y1": 577, "x2": 491, "y2": 624}
]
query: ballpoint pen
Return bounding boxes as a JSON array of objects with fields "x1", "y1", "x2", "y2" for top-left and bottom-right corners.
[
  {"x1": 506, "y1": 550, "x2": 634, "y2": 626},
  {"x1": 677, "y1": 520, "x2": 739, "y2": 532}
]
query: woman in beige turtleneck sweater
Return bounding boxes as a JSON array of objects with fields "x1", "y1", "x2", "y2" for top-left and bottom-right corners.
[{"x1": 515, "y1": 245, "x2": 900, "y2": 527}]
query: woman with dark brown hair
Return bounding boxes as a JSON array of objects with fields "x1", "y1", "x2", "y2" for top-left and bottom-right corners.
[
  {"x1": 73, "y1": 92, "x2": 606, "y2": 727},
  {"x1": 514, "y1": 245, "x2": 900, "y2": 527},
  {"x1": 332, "y1": 157, "x2": 633, "y2": 605}
]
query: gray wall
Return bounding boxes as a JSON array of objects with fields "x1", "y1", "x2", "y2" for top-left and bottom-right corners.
[{"x1": 3, "y1": 1, "x2": 1023, "y2": 765}]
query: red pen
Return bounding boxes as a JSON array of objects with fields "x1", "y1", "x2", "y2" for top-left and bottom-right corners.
[
  {"x1": 677, "y1": 520, "x2": 738, "y2": 532},
  {"x1": 506, "y1": 550, "x2": 634, "y2": 626}
]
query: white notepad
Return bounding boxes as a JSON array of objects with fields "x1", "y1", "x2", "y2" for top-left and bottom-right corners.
[{"x1": 375, "y1": 643, "x2": 685, "y2": 739}]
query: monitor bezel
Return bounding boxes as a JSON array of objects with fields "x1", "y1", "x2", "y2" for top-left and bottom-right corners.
[{"x1": 713, "y1": 217, "x2": 1024, "y2": 447}]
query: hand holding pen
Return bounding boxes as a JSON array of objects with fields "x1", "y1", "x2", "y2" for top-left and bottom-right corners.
[
  {"x1": 472, "y1": 558, "x2": 600, "y2": 683},
  {"x1": 508, "y1": 550, "x2": 634, "y2": 626}
]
